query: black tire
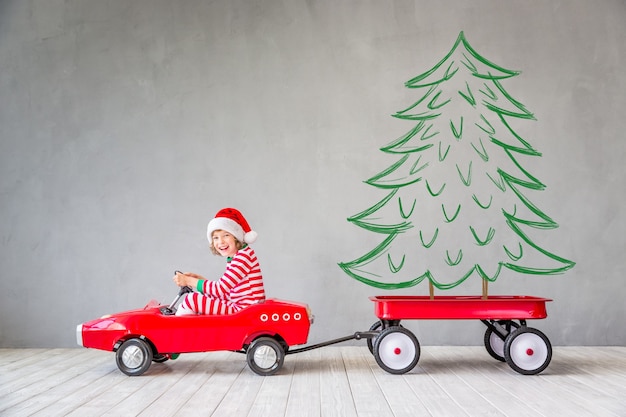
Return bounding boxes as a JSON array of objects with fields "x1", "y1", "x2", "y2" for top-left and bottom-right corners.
[
  {"x1": 484, "y1": 320, "x2": 520, "y2": 362},
  {"x1": 367, "y1": 321, "x2": 382, "y2": 354},
  {"x1": 246, "y1": 337, "x2": 285, "y2": 376},
  {"x1": 504, "y1": 327, "x2": 552, "y2": 375},
  {"x1": 152, "y1": 354, "x2": 169, "y2": 363},
  {"x1": 116, "y1": 338, "x2": 153, "y2": 376},
  {"x1": 373, "y1": 326, "x2": 420, "y2": 375},
  {"x1": 367, "y1": 321, "x2": 404, "y2": 354}
]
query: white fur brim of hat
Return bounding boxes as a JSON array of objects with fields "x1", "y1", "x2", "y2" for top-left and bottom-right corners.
[{"x1": 207, "y1": 217, "x2": 258, "y2": 244}]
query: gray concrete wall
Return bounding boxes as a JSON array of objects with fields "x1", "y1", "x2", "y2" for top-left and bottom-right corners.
[{"x1": 1, "y1": 0, "x2": 625, "y2": 347}]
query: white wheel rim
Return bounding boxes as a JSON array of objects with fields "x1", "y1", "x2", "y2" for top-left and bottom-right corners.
[
  {"x1": 489, "y1": 332, "x2": 505, "y2": 357},
  {"x1": 122, "y1": 345, "x2": 144, "y2": 369},
  {"x1": 378, "y1": 332, "x2": 417, "y2": 370},
  {"x1": 509, "y1": 333, "x2": 549, "y2": 371},
  {"x1": 254, "y1": 345, "x2": 278, "y2": 369}
]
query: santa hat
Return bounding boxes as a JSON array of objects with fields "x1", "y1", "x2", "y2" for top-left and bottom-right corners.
[{"x1": 207, "y1": 208, "x2": 258, "y2": 244}]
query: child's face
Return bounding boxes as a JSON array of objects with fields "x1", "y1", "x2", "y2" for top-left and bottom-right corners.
[{"x1": 211, "y1": 230, "x2": 239, "y2": 258}]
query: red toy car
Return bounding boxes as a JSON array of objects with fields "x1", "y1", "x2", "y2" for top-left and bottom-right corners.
[{"x1": 76, "y1": 287, "x2": 313, "y2": 376}]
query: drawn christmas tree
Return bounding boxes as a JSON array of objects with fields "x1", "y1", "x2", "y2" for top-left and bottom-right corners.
[{"x1": 339, "y1": 32, "x2": 575, "y2": 293}]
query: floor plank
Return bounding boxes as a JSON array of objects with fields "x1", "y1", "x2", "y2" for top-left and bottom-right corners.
[
  {"x1": 284, "y1": 349, "x2": 321, "y2": 417},
  {"x1": 432, "y1": 346, "x2": 550, "y2": 417},
  {"x1": 1, "y1": 346, "x2": 625, "y2": 417},
  {"x1": 420, "y1": 347, "x2": 507, "y2": 417},
  {"x1": 342, "y1": 346, "x2": 395, "y2": 417},
  {"x1": 319, "y1": 346, "x2": 358, "y2": 417},
  {"x1": 172, "y1": 351, "x2": 249, "y2": 416},
  {"x1": 365, "y1": 348, "x2": 432, "y2": 417},
  {"x1": 246, "y1": 360, "x2": 293, "y2": 417}
]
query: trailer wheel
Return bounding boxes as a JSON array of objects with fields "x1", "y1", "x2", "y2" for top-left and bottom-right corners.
[
  {"x1": 366, "y1": 321, "x2": 382, "y2": 354},
  {"x1": 116, "y1": 338, "x2": 153, "y2": 376},
  {"x1": 484, "y1": 320, "x2": 520, "y2": 362},
  {"x1": 367, "y1": 321, "x2": 405, "y2": 354},
  {"x1": 247, "y1": 337, "x2": 285, "y2": 376},
  {"x1": 504, "y1": 327, "x2": 552, "y2": 375},
  {"x1": 373, "y1": 326, "x2": 420, "y2": 374}
]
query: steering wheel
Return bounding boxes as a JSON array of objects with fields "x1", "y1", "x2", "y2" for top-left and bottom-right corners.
[{"x1": 161, "y1": 271, "x2": 193, "y2": 315}]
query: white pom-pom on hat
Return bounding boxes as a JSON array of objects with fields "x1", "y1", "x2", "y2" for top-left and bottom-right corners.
[
  {"x1": 244, "y1": 229, "x2": 258, "y2": 244},
  {"x1": 207, "y1": 208, "x2": 257, "y2": 244}
]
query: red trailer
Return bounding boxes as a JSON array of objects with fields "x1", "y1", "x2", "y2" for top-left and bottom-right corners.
[{"x1": 367, "y1": 295, "x2": 553, "y2": 375}]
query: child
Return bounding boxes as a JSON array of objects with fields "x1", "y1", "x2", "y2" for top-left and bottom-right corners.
[{"x1": 173, "y1": 208, "x2": 265, "y2": 315}]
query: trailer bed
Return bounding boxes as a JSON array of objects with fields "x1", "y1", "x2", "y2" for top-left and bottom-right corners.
[{"x1": 370, "y1": 295, "x2": 552, "y2": 320}]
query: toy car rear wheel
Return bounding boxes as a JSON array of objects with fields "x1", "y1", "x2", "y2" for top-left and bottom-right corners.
[
  {"x1": 246, "y1": 337, "x2": 285, "y2": 376},
  {"x1": 116, "y1": 338, "x2": 153, "y2": 376},
  {"x1": 373, "y1": 326, "x2": 420, "y2": 374},
  {"x1": 484, "y1": 320, "x2": 520, "y2": 362},
  {"x1": 504, "y1": 327, "x2": 552, "y2": 375}
]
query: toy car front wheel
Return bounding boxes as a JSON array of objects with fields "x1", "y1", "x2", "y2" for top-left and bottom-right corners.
[
  {"x1": 246, "y1": 337, "x2": 285, "y2": 376},
  {"x1": 152, "y1": 354, "x2": 169, "y2": 363},
  {"x1": 373, "y1": 326, "x2": 420, "y2": 374},
  {"x1": 116, "y1": 338, "x2": 153, "y2": 376},
  {"x1": 504, "y1": 327, "x2": 552, "y2": 375}
]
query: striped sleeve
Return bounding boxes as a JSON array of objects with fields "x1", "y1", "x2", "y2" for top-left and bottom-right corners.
[{"x1": 201, "y1": 246, "x2": 265, "y2": 307}]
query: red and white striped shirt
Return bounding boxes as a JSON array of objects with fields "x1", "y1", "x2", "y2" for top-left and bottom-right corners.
[{"x1": 199, "y1": 246, "x2": 265, "y2": 310}]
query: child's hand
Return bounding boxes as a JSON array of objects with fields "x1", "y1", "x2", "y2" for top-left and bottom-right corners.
[
  {"x1": 173, "y1": 271, "x2": 192, "y2": 287},
  {"x1": 173, "y1": 271, "x2": 205, "y2": 289}
]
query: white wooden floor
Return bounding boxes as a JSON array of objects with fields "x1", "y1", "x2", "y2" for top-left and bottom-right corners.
[{"x1": 0, "y1": 346, "x2": 624, "y2": 417}]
